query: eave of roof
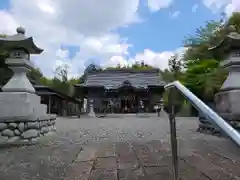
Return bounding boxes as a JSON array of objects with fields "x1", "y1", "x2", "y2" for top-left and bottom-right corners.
[
  {"x1": 0, "y1": 85, "x2": 81, "y2": 103},
  {"x1": 34, "y1": 85, "x2": 81, "y2": 103},
  {"x1": 86, "y1": 68, "x2": 160, "y2": 75}
]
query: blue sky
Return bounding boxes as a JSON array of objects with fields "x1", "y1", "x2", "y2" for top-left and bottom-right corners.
[
  {"x1": 119, "y1": 1, "x2": 222, "y2": 55},
  {"x1": 0, "y1": 0, "x2": 236, "y2": 77},
  {"x1": 0, "y1": 0, "x2": 9, "y2": 9}
]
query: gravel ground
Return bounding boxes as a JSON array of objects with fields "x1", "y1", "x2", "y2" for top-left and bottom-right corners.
[
  {"x1": 0, "y1": 114, "x2": 239, "y2": 180},
  {"x1": 54, "y1": 114, "x2": 201, "y2": 143}
]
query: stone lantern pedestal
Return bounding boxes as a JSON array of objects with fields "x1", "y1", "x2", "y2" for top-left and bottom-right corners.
[
  {"x1": 88, "y1": 99, "x2": 96, "y2": 117},
  {"x1": 208, "y1": 26, "x2": 240, "y2": 132},
  {"x1": 214, "y1": 59, "x2": 240, "y2": 129},
  {"x1": 0, "y1": 27, "x2": 56, "y2": 146}
]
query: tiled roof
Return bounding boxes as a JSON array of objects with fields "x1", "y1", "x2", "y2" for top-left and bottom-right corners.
[
  {"x1": 77, "y1": 69, "x2": 165, "y2": 89},
  {"x1": 0, "y1": 81, "x2": 80, "y2": 103}
]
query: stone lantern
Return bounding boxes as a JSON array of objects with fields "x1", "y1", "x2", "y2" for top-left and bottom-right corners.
[
  {"x1": 0, "y1": 27, "x2": 56, "y2": 145},
  {"x1": 1, "y1": 27, "x2": 43, "y2": 93},
  {"x1": 210, "y1": 25, "x2": 240, "y2": 128},
  {"x1": 159, "y1": 98, "x2": 164, "y2": 110},
  {"x1": 154, "y1": 99, "x2": 163, "y2": 117},
  {"x1": 88, "y1": 99, "x2": 96, "y2": 117}
]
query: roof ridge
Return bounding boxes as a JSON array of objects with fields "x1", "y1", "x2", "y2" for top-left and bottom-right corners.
[{"x1": 87, "y1": 68, "x2": 160, "y2": 74}]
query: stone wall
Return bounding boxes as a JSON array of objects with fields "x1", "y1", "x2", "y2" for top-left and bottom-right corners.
[{"x1": 0, "y1": 117, "x2": 56, "y2": 146}]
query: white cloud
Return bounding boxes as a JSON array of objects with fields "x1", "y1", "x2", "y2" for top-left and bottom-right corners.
[
  {"x1": 225, "y1": 0, "x2": 240, "y2": 15},
  {"x1": 57, "y1": 0, "x2": 141, "y2": 36},
  {"x1": 0, "y1": 10, "x2": 19, "y2": 34},
  {"x1": 192, "y1": 4, "x2": 199, "y2": 12},
  {"x1": 0, "y1": 0, "x2": 178, "y2": 78},
  {"x1": 147, "y1": 0, "x2": 173, "y2": 12},
  {"x1": 0, "y1": 0, "x2": 141, "y2": 77},
  {"x1": 56, "y1": 49, "x2": 69, "y2": 59},
  {"x1": 170, "y1": 11, "x2": 180, "y2": 18},
  {"x1": 102, "y1": 47, "x2": 187, "y2": 71},
  {"x1": 132, "y1": 47, "x2": 186, "y2": 70},
  {"x1": 202, "y1": 0, "x2": 240, "y2": 16}
]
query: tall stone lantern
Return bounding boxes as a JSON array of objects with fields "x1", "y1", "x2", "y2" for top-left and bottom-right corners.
[
  {"x1": 1, "y1": 27, "x2": 42, "y2": 93},
  {"x1": 210, "y1": 26, "x2": 240, "y2": 128},
  {"x1": 0, "y1": 27, "x2": 56, "y2": 145}
]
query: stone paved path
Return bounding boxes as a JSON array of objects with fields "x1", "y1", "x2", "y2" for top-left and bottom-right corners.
[{"x1": 0, "y1": 116, "x2": 239, "y2": 180}]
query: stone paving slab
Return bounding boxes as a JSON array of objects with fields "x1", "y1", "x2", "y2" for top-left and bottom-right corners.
[
  {"x1": 178, "y1": 159, "x2": 210, "y2": 180},
  {"x1": 89, "y1": 169, "x2": 118, "y2": 180},
  {"x1": 61, "y1": 140, "x2": 240, "y2": 180},
  {"x1": 0, "y1": 117, "x2": 239, "y2": 180},
  {"x1": 75, "y1": 146, "x2": 96, "y2": 162},
  {"x1": 118, "y1": 168, "x2": 145, "y2": 180},
  {"x1": 0, "y1": 140, "x2": 239, "y2": 180},
  {"x1": 64, "y1": 161, "x2": 93, "y2": 180},
  {"x1": 183, "y1": 153, "x2": 237, "y2": 180},
  {"x1": 144, "y1": 166, "x2": 173, "y2": 180}
]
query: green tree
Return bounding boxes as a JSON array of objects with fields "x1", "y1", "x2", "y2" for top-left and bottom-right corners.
[
  {"x1": 162, "y1": 54, "x2": 185, "y2": 108},
  {"x1": 55, "y1": 64, "x2": 69, "y2": 82},
  {"x1": 161, "y1": 69, "x2": 174, "y2": 83},
  {"x1": 227, "y1": 12, "x2": 240, "y2": 32},
  {"x1": 106, "y1": 61, "x2": 155, "y2": 70},
  {"x1": 50, "y1": 64, "x2": 73, "y2": 96},
  {"x1": 28, "y1": 68, "x2": 43, "y2": 83},
  {"x1": 181, "y1": 12, "x2": 240, "y2": 101},
  {"x1": 183, "y1": 59, "x2": 227, "y2": 101},
  {"x1": 0, "y1": 34, "x2": 12, "y2": 85},
  {"x1": 168, "y1": 54, "x2": 184, "y2": 80},
  {"x1": 183, "y1": 19, "x2": 225, "y2": 64}
]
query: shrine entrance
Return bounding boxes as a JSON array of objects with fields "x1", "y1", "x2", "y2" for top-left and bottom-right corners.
[
  {"x1": 120, "y1": 95, "x2": 138, "y2": 113},
  {"x1": 118, "y1": 80, "x2": 138, "y2": 113}
]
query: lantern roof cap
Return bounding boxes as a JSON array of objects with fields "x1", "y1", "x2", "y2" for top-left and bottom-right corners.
[
  {"x1": 209, "y1": 25, "x2": 240, "y2": 51},
  {"x1": 0, "y1": 27, "x2": 43, "y2": 54}
]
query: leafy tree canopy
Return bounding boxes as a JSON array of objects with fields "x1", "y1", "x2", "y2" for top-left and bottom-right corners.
[{"x1": 181, "y1": 12, "x2": 240, "y2": 102}]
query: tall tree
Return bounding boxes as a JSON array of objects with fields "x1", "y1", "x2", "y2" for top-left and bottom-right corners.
[
  {"x1": 183, "y1": 59, "x2": 227, "y2": 101},
  {"x1": 181, "y1": 12, "x2": 240, "y2": 101},
  {"x1": 55, "y1": 64, "x2": 69, "y2": 82},
  {"x1": 168, "y1": 54, "x2": 183, "y2": 80},
  {"x1": 183, "y1": 19, "x2": 225, "y2": 64}
]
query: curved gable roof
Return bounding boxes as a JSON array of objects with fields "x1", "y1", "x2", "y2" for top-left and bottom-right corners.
[{"x1": 78, "y1": 69, "x2": 165, "y2": 89}]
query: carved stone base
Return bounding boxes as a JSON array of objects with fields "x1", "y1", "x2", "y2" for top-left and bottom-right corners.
[
  {"x1": 196, "y1": 90, "x2": 240, "y2": 136},
  {"x1": 214, "y1": 90, "x2": 240, "y2": 129},
  {"x1": 0, "y1": 92, "x2": 47, "y2": 119},
  {"x1": 197, "y1": 119, "x2": 223, "y2": 135},
  {"x1": 0, "y1": 116, "x2": 56, "y2": 146},
  {"x1": 88, "y1": 111, "x2": 96, "y2": 117},
  {"x1": 215, "y1": 90, "x2": 240, "y2": 120},
  {"x1": 0, "y1": 92, "x2": 56, "y2": 146}
]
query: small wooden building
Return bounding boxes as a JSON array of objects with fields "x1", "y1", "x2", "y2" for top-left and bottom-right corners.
[
  {"x1": 34, "y1": 84, "x2": 81, "y2": 116},
  {"x1": 0, "y1": 82, "x2": 81, "y2": 116},
  {"x1": 75, "y1": 69, "x2": 166, "y2": 114}
]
